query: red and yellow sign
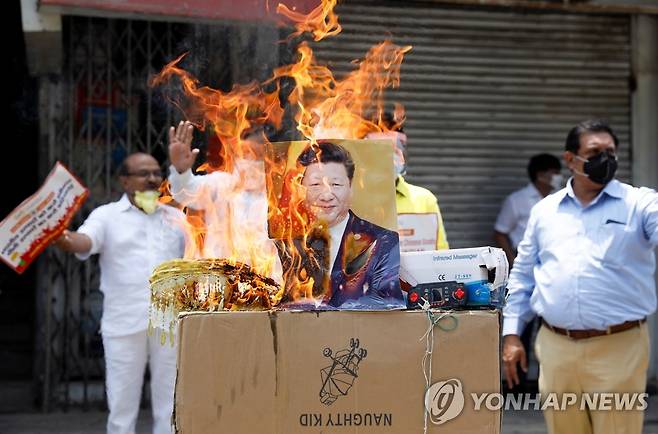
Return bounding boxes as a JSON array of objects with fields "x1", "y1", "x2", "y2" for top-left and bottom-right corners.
[{"x1": 0, "y1": 162, "x2": 88, "y2": 274}]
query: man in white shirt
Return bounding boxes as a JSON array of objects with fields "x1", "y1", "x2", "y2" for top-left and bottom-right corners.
[
  {"x1": 54, "y1": 153, "x2": 186, "y2": 434},
  {"x1": 494, "y1": 153, "x2": 562, "y2": 266},
  {"x1": 167, "y1": 121, "x2": 281, "y2": 280},
  {"x1": 503, "y1": 120, "x2": 658, "y2": 434}
]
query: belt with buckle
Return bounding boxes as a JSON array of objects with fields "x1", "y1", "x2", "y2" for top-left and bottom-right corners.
[{"x1": 541, "y1": 318, "x2": 646, "y2": 340}]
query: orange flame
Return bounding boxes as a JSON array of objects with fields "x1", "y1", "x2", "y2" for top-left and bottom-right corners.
[
  {"x1": 277, "y1": 0, "x2": 341, "y2": 42},
  {"x1": 151, "y1": 0, "x2": 411, "y2": 304},
  {"x1": 150, "y1": 53, "x2": 283, "y2": 173},
  {"x1": 270, "y1": 39, "x2": 411, "y2": 141}
]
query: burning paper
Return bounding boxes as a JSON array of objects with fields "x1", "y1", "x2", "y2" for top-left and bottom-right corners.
[{"x1": 0, "y1": 162, "x2": 88, "y2": 274}]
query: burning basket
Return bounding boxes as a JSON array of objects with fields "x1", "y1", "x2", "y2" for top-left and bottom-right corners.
[{"x1": 149, "y1": 258, "x2": 282, "y2": 344}]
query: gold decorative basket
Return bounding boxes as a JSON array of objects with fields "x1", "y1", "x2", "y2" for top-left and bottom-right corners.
[{"x1": 149, "y1": 259, "x2": 282, "y2": 344}]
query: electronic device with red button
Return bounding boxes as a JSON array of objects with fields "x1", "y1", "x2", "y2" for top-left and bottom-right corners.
[
  {"x1": 406, "y1": 281, "x2": 468, "y2": 309},
  {"x1": 400, "y1": 247, "x2": 509, "y2": 310}
]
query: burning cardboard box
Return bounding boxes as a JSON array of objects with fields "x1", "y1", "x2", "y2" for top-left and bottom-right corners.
[{"x1": 174, "y1": 310, "x2": 501, "y2": 433}]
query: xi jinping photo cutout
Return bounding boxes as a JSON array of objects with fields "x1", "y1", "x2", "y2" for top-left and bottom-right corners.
[{"x1": 265, "y1": 138, "x2": 404, "y2": 310}]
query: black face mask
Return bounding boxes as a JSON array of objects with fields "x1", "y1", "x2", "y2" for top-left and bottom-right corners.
[{"x1": 578, "y1": 151, "x2": 618, "y2": 185}]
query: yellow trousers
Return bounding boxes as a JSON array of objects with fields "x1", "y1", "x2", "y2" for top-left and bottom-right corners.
[{"x1": 534, "y1": 323, "x2": 649, "y2": 434}]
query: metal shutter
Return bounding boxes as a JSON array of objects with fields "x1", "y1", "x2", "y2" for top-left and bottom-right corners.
[{"x1": 312, "y1": 1, "x2": 631, "y2": 248}]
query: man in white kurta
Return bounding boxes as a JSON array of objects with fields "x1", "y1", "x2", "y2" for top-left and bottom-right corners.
[
  {"x1": 55, "y1": 153, "x2": 186, "y2": 434},
  {"x1": 167, "y1": 121, "x2": 281, "y2": 281}
]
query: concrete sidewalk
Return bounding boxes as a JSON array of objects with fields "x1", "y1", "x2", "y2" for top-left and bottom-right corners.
[{"x1": 0, "y1": 395, "x2": 656, "y2": 434}]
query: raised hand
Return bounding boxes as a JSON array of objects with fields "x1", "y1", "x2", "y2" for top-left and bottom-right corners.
[{"x1": 168, "y1": 120, "x2": 199, "y2": 174}]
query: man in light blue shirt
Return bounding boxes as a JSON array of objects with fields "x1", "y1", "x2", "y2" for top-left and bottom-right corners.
[{"x1": 503, "y1": 119, "x2": 658, "y2": 434}]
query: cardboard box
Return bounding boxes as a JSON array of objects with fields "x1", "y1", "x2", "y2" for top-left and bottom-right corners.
[{"x1": 174, "y1": 310, "x2": 501, "y2": 433}]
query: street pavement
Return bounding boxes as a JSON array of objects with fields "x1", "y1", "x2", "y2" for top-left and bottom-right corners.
[{"x1": 0, "y1": 394, "x2": 656, "y2": 433}]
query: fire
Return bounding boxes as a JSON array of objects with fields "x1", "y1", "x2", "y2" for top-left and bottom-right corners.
[
  {"x1": 270, "y1": 40, "x2": 411, "y2": 141},
  {"x1": 149, "y1": 53, "x2": 285, "y2": 277},
  {"x1": 151, "y1": 0, "x2": 411, "y2": 306},
  {"x1": 277, "y1": 0, "x2": 341, "y2": 42},
  {"x1": 150, "y1": 54, "x2": 284, "y2": 169}
]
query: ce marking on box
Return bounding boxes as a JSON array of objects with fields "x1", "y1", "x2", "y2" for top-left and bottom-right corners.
[{"x1": 437, "y1": 274, "x2": 447, "y2": 281}]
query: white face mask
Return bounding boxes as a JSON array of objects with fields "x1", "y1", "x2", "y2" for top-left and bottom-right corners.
[
  {"x1": 549, "y1": 174, "x2": 564, "y2": 190},
  {"x1": 134, "y1": 190, "x2": 160, "y2": 214}
]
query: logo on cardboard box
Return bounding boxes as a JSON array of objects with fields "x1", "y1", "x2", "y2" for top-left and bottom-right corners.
[
  {"x1": 319, "y1": 338, "x2": 367, "y2": 405},
  {"x1": 424, "y1": 378, "x2": 465, "y2": 425},
  {"x1": 299, "y1": 338, "x2": 393, "y2": 428}
]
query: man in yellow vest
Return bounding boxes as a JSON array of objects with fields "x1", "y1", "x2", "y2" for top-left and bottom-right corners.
[{"x1": 367, "y1": 112, "x2": 449, "y2": 252}]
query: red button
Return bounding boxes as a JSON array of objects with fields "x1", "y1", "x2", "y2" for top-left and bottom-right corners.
[
  {"x1": 454, "y1": 288, "x2": 465, "y2": 299},
  {"x1": 409, "y1": 292, "x2": 419, "y2": 303}
]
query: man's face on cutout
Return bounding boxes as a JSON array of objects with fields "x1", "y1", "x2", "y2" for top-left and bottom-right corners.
[{"x1": 302, "y1": 162, "x2": 352, "y2": 228}]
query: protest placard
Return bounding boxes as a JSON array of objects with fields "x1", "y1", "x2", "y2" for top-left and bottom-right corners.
[
  {"x1": 0, "y1": 162, "x2": 88, "y2": 273},
  {"x1": 397, "y1": 212, "x2": 439, "y2": 252}
]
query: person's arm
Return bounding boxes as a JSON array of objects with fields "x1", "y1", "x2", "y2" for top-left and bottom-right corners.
[
  {"x1": 53, "y1": 207, "x2": 106, "y2": 259},
  {"x1": 639, "y1": 187, "x2": 658, "y2": 246},
  {"x1": 168, "y1": 120, "x2": 206, "y2": 208},
  {"x1": 502, "y1": 207, "x2": 540, "y2": 389},
  {"x1": 167, "y1": 121, "x2": 237, "y2": 209},
  {"x1": 493, "y1": 230, "x2": 515, "y2": 267},
  {"x1": 169, "y1": 167, "x2": 239, "y2": 210},
  {"x1": 168, "y1": 166, "x2": 209, "y2": 209},
  {"x1": 494, "y1": 195, "x2": 517, "y2": 263},
  {"x1": 53, "y1": 229, "x2": 92, "y2": 254}
]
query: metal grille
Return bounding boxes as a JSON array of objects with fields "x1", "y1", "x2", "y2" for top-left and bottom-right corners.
[
  {"x1": 312, "y1": 0, "x2": 632, "y2": 248},
  {"x1": 36, "y1": 16, "x2": 194, "y2": 411},
  {"x1": 37, "y1": 16, "x2": 184, "y2": 411},
  {"x1": 37, "y1": 13, "x2": 283, "y2": 410}
]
